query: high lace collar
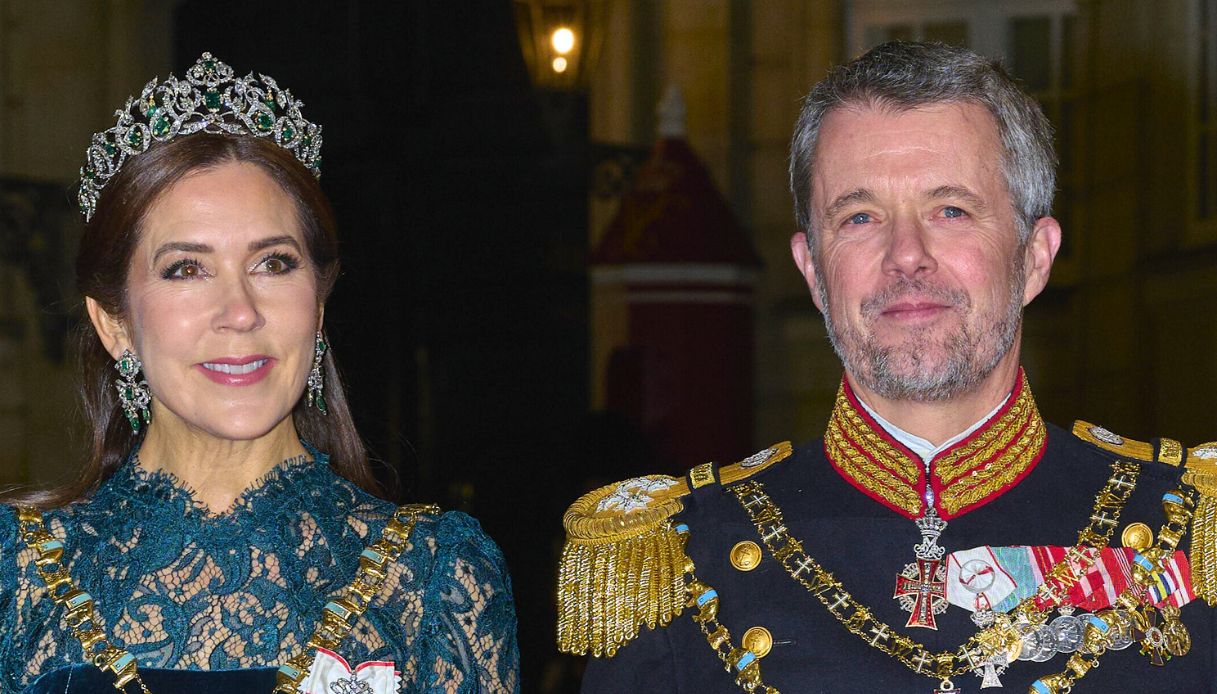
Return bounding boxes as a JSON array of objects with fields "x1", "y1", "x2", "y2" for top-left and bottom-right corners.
[
  {"x1": 91, "y1": 443, "x2": 339, "y2": 523},
  {"x1": 823, "y1": 368, "x2": 1047, "y2": 520}
]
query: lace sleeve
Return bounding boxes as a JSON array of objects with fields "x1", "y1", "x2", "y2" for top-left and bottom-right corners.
[
  {"x1": 414, "y1": 511, "x2": 519, "y2": 694},
  {"x1": 0, "y1": 506, "x2": 23, "y2": 694}
]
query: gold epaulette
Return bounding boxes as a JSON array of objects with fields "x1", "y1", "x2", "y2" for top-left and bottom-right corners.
[
  {"x1": 1183, "y1": 441, "x2": 1217, "y2": 605},
  {"x1": 556, "y1": 442, "x2": 793, "y2": 657},
  {"x1": 1072, "y1": 420, "x2": 1186, "y2": 464}
]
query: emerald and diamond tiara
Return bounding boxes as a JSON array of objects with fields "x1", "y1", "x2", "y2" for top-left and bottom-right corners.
[{"x1": 78, "y1": 52, "x2": 322, "y2": 221}]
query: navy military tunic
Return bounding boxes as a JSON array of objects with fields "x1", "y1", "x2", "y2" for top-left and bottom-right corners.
[{"x1": 578, "y1": 423, "x2": 1217, "y2": 693}]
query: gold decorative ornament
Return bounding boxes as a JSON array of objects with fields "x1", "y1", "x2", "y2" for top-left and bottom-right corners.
[
  {"x1": 689, "y1": 462, "x2": 717, "y2": 489},
  {"x1": 1157, "y1": 438, "x2": 1184, "y2": 466},
  {"x1": 274, "y1": 504, "x2": 439, "y2": 693},
  {"x1": 826, "y1": 371, "x2": 1045, "y2": 519},
  {"x1": 1072, "y1": 421, "x2": 1156, "y2": 461},
  {"x1": 1121, "y1": 522, "x2": 1154, "y2": 551},
  {"x1": 17, "y1": 503, "x2": 438, "y2": 694},
  {"x1": 727, "y1": 459, "x2": 1139, "y2": 687},
  {"x1": 556, "y1": 443, "x2": 793, "y2": 657},
  {"x1": 730, "y1": 541, "x2": 763, "y2": 571},
  {"x1": 742, "y1": 626, "x2": 774, "y2": 658},
  {"x1": 1183, "y1": 443, "x2": 1217, "y2": 604},
  {"x1": 15, "y1": 508, "x2": 149, "y2": 693},
  {"x1": 1031, "y1": 486, "x2": 1198, "y2": 692}
]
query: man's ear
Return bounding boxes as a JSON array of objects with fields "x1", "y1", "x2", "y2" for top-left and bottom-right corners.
[
  {"x1": 85, "y1": 296, "x2": 129, "y2": 358},
  {"x1": 790, "y1": 231, "x2": 825, "y2": 312},
  {"x1": 1021, "y1": 216, "x2": 1062, "y2": 306}
]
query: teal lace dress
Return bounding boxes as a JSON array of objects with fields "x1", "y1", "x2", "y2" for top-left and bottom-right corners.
[{"x1": 0, "y1": 452, "x2": 520, "y2": 693}]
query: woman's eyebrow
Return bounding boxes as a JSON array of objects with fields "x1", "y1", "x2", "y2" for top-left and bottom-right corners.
[
  {"x1": 249, "y1": 235, "x2": 302, "y2": 252},
  {"x1": 152, "y1": 241, "x2": 212, "y2": 264}
]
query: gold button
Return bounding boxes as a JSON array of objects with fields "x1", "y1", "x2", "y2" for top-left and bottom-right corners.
[
  {"x1": 742, "y1": 626, "x2": 773, "y2": 658},
  {"x1": 730, "y1": 541, "x2": 762, "y2": 571},
  {"x1": 1122, "y1": 522, "x2": 1154, "y2": 550}
]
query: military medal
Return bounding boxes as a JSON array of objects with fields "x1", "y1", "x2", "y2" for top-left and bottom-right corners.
[{"x1": 895, "y1": 489, "x2": 950, "y2": 629}]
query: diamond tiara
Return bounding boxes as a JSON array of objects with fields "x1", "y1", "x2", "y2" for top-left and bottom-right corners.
[{"x1": 77, "y1": 52, "x2": 323, "y2": 222}]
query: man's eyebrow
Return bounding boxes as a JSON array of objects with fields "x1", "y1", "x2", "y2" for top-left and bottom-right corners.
[
  {"x1": 249, "y1": 235, "x2": 302, "y2": 252},
  {"x1": 928, "y1": 185, "x2": 988, "y2": 211},
  {"x1": 152, "y1": 241, "x2": 212, "y2": 264},
  {"x1": 823, "y1": 189, "x2": 875, "y2": 221}
]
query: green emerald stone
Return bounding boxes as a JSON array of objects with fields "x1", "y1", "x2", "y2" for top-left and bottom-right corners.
[
  {"x1": 281, "y1": 124, "x2": 295, "y2": 141},
  {"x1": 152, "y1": 116, "x2": 170, "y2": 137},
  {"x1": 127, "y1": 129, "x2": 143, "y2": 147},
  {"x1": 204, "y1": 89, "x2": 221, "y2": 111},
  {"x1": 103, "y1": 142, "x2": 116, "y2": 155},
  {"x1": 256, "y1": 112, "x2": 273, "y2": 131},
  {"x1": 202, "y1": 59, "x2": 217, "y2": 73},
  {"x1": 316, "y1": 393, "x2": 328, "y2": 415}
]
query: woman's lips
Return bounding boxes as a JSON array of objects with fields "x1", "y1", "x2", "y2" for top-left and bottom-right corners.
[{"x1": 195, "y1": 356, "x2": 274, "y2": 386}]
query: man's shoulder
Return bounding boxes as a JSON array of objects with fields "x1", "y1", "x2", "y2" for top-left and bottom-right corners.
[
  {"x1": 556, "y1": 442, "x2": 794, "y2": 658},
  {"x1": 1060, "y1": 420, "x2": 1192, "y2": 467}
]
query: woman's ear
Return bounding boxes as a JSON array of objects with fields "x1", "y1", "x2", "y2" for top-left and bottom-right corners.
[{"x1": 85, "y1": 297, "x2": 129, "y2": 359}]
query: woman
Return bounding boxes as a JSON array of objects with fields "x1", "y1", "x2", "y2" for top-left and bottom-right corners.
[{"x1": 0, "y1": 54, "x2": 519, "y2": 693}]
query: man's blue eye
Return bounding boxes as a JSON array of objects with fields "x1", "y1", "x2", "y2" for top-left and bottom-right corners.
[
  {"x1": 847, "y1": 213, "x2": 871, "y2": 225},
  {"x1": 943, "y1": 206, "x2": 965, "y2": 218}
]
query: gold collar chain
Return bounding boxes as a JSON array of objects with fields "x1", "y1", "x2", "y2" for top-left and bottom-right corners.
[
  {"x1": 16, "y1": 504, "x2": 438, "y2": 693},
  {"x1": 718, "y1": 459, "x2": 1140, "y2": 690}
]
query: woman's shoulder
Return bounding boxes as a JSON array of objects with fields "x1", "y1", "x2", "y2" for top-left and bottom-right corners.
[
  {"x1": 409, "y1": 509, "x2": 509, "y2": 577},
  {"x1": 0, "y1": 504, "x2": 16, "y2": 551}
]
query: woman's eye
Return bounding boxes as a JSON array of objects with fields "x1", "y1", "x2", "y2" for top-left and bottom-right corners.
[
  {"x1": 943, "y1": 206, "x2": 966, "y2": 219},
  {"x1": 257, "y1": 252, "x2": 301, "y2": 275},
  {"x1": 846, "y1": 212, "x2": 872, "y2": 225},
  {"x1": 161, "y1": 259, "x2": 205, "y2": 280}
]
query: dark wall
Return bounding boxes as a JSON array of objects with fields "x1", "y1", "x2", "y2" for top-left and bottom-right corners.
[{"x1": 175, "y1": 2, "x2": 590, "y2": 689}]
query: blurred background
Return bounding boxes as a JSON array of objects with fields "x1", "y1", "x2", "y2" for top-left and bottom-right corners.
[{"x1": 2, "y1": 1, "x2": 1216, "y2": 691}]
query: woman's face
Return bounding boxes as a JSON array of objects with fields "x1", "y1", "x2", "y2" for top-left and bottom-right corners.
[{"x1": 103, "y1": 161, "x2": 320, "y2": 442}]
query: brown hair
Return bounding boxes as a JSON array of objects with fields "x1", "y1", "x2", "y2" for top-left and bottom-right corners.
[{"x1": 11, "y1": 132, "x2": 380, "y2": 507}]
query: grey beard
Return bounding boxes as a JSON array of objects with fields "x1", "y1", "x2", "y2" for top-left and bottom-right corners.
[{"x1": 816, "y1": 268, "x2": 1024, "y2": 402}]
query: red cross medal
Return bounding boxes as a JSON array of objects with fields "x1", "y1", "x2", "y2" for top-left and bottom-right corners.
[
  {"x1": 894, "y1": 506, "x2": 950, "y2": 629},
  {"x1": 895, "y1": 558, "x2": 948, "y2": 629}
]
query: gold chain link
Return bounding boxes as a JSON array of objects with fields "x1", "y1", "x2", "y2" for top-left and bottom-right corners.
[
  {"x1": 724, "y1": 459, "x2": 1139, "y2": 685},
  {"x1": 17, "y1": 503, "x2": 438, "y2": 694}
]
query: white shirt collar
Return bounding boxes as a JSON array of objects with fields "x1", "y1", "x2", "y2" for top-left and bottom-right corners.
[{"x1": 855, "y1": 392, "x2": 1011, "y2": 464}]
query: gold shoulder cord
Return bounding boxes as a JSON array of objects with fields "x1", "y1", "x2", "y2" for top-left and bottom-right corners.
[
  {"x1": 16, "y1": 503, "x2": 439, "y2": 693},
  {"x1": 724, "y1": 460, "x2": 1142, "y2": 692}
]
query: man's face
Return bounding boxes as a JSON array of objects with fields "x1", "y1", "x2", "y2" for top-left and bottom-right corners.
[{"x1": 791, "y1": 102, "x2": 1058, "y2": 401}]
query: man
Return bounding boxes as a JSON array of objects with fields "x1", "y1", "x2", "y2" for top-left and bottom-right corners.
[{"x1": 558, "y1": 42, "x2": 1217, "y2": 692}]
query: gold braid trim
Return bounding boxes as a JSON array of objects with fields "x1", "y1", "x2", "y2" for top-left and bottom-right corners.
[
  {"x1": 557, "y1": 443, "x2": 793, "y2": 656},
  {"x1": 827, "y1": 382, "x2": 922, "y2": 515},
  {"x1": 938, "y1": 407, "x2": 1045, "y2": 516},
  {"x1": 826, "y1": 370, "x2": 1044, "y2": 518},
  {"x1": 1184, "y1": 443, "x2": 1217, "y2": 605}
]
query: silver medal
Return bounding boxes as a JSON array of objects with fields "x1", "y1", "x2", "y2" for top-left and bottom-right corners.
[{"x1": 1049, "y1": 607, "x2": 1085, "y2": 654}]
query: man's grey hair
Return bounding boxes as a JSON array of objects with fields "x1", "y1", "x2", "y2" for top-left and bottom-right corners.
[{"x1": 789, "y1": 41, "x2": 1057, "y2": 241}]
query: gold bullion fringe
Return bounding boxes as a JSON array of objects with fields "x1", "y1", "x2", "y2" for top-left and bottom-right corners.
[
  {"x1": 557, "y1": 521, "x2": 690, "y2": 657},
  {"x1": 1188, "y1": 493, "x2": 1217, "y2": 605},
  {"x1": 1184, "y1": 462, "x2": 1217, "y2": 605}
]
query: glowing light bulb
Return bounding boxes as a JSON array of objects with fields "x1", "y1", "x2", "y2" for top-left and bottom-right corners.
[
  {"x1": 551, "y1": 27, "x2": 575, "y2": 55},
  {"x1": 552, "y1": 56, "x2": 568, "y2": 73}
]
